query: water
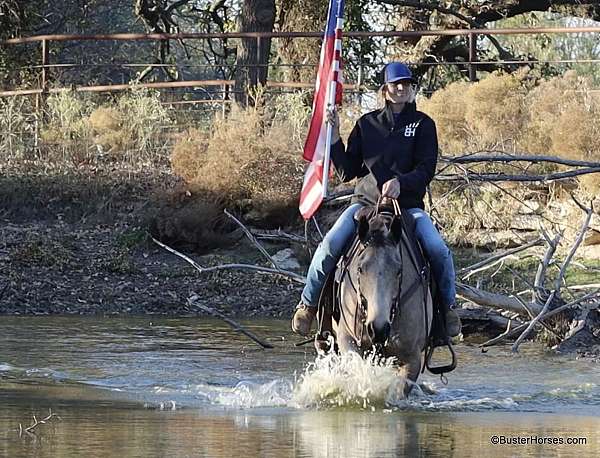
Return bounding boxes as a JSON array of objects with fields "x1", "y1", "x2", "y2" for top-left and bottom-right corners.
[{"x1": 1, "y1": 317, "x2": 599, "y2": 457}]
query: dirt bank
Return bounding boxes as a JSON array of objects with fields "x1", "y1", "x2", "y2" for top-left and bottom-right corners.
[{"x1": 0, "y1": 220, "x2": 302, "y2": 318}]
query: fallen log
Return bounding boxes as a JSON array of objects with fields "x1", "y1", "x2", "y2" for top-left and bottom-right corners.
[{"x1": 456, "y1": 282, "x2": 543, "y2": 315}]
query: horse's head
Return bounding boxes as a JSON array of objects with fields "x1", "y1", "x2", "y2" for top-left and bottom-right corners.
[{"x1": 354, "y1": 213, "x2": 403, "y2": 345}]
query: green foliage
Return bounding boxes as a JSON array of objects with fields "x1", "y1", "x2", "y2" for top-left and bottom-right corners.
[
  {"x1": 0, "y1": 97, "x2": 34, "y2": 159},
  {"x1": 10, "y1": 234, "x2": 75, "y2": 269},
  {"x1": 116, "y1": 228, "x2": 148, "y2": 250},
  {"x1": 493, "y1": 13, "x2": 600, "y2": 83}
]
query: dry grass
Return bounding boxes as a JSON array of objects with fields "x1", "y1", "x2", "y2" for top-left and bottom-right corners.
[
  {"x1": 420, "y1": 71, "x2": 600, "y2": 195},
  {"x1": 40, "y1": 91, "x2": 92, "y2": 163},
  {"x1": 170, "y1": 95, "x2": 308, "y2": 226},
  {"x1": 37, "y1": 89, "x2": 170, "y2": 165},
  {"x1": 0, "y1": 96, "x2": 33, "y2": 160},
  {"x1": 420, "y1": 72, "x2": 527, "y2": 153}
]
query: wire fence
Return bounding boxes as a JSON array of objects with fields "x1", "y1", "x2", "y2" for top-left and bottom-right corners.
[{"x1": 2, "y1": 27, "x2": 600, "y2": 160}]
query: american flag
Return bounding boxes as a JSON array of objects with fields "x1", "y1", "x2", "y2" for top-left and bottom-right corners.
[{"x1": 299, "y1": 0, "x2": 345, "y2": 220}]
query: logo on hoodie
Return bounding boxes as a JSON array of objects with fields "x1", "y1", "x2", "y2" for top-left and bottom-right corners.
[{"x1": 404, "y1": 122, "x2": 420, "y2": 137}]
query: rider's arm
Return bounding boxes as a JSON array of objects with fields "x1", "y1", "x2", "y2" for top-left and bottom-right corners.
[
  {"x1": 395, "y1": 117, "x2": 438, "y2": 193},
  {"x1": 330, "y1": 122, "x2": 368, "y2": 182}
]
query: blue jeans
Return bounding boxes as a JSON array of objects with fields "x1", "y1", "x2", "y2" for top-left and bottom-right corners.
[{"x1": 300, "y1": 204, "x2": 456, "y2": 309}]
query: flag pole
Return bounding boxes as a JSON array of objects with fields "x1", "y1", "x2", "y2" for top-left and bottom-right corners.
[
  {"x1": 321, "y1": 110, "x2": 333, "y2": 199},
  {"x1": 321, "y1": 73, "x2": 338, "y2": 199}
]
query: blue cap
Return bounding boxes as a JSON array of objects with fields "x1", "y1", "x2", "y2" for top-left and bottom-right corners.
[{"x1": 384, "y1": 62, "x2": 416, "y2": 84}]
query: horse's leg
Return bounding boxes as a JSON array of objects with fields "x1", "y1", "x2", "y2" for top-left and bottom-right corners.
[
  {"x1": 334, "y1": 326, "x2": 360, "y2": 354},
  {"x1": 402, "y1": 352, "x2": 422, "y2": 397}
]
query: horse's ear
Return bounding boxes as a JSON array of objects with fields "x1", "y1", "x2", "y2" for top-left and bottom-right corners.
[
  {"x1": 358, "y1": 215, "x2": 370, "y2": 243},
  {"x1": 390, "y1": 217, "x2": 403, "y2": 244}
]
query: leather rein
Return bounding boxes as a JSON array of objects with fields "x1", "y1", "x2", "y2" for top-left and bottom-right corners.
[{"x1": 339, "y1": 200, "x2": 427, "y2": 347}]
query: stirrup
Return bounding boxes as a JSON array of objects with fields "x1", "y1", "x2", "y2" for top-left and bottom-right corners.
[{"x1": 425, "y1": 339, "x2": 457, "y2": 376}]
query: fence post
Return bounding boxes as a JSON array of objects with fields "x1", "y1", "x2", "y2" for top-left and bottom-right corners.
[
  {"x1": 357, "y1": 39, "x2": 364, "y2": 104},
  {"x1": 222, "y1": 83, "x2": 229, "y2": 118},
  {"x1": 36, "y1": 39, "x2": 50, "y2": 112},
  {"x1": 468, "y1": 32, "x2": 478, "y2": 82},
  {"x1": 256, "y1": 35, "x2": 261, "y2": 87},
  {"x1": 41, "y1": 39, "x2": 49, "y2": 89}
]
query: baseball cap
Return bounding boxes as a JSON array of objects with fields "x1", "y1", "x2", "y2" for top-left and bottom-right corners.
[{"x1": 384, "y1": 62, "x2": 416, "y2": 84}]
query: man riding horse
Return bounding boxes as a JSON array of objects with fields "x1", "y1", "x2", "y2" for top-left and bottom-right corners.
[{"x1": 292, "y1": 61, "x2": 461, "y2": 340}]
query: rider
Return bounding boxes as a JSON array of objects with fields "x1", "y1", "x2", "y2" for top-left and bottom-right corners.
[{"x1": 292, "y1": 61, "x2": 461, "y2": 338}]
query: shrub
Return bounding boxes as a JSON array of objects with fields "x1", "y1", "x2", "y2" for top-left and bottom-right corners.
[
  {"x1": 419, "y1": 73, "x2": 527, "y2": 153},
  {"x1": 463, "y1": 72, "x2": 527, "y2": 151},
  {"x1": 40, "y1": 91, "x2": 93, "y2": 162},
  {"x1": 170, "y1": 99, "x2": 306, "y2": 226},
  {"x1": 521, "y1": 71, "x2": 592, "y2": 155},
  {"x1": 170, "y1": 128, "x2": 209, "y2": 182},
  {"x1": 0, "y1": 96, "x2": 33, "y2": 160},
  {"x1": 88, "y1": 106, "x2": 125, "y2": 153},
  {"x1": 116, "y1": 89, "x2": 170, "y2": 159},
  {"x1": 418, "y1": 81, "x2": 472, "y2": 154}
]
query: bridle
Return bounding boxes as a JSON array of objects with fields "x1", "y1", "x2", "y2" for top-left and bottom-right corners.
[{"x1": 340, "y1": 201, "x2": 404, "y2": 346}]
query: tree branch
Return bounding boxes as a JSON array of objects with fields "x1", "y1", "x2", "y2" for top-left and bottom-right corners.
[
  {"x1": 151, "y1": 236, "x2": 306, "y2": 283},
  {"x1": 437, "y1": 167, "x2": 600, "y2": 182},
  {"x1": 458, "y1": 237, "x2": 544, "y2": 280},
  {"x1": 442, "y1": 153, "x2": 600, "y2": 168},
  {"x1": 223, "y1": 209, "x2": 281, "y2": 271},
  {"x1": 187, "y1": 295, "x2": 273, "y2": 349}
]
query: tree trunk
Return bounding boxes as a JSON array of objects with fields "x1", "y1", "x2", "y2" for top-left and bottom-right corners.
[{"x1": 234, "y1": 0, "x2": 276, "y2": 106}]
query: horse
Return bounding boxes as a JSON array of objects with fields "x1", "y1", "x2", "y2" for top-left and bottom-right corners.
[{"x1": 325, "y1": 207, "x2": 434, "y2": 395}]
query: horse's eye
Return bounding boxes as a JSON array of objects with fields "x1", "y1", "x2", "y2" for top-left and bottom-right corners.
[{"x1": 357, "y1": 267, "x2": 363, "y2": 275}]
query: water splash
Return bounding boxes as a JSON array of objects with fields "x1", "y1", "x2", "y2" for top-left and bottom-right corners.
[
  {"x1": 0, "y1": 363, "x2": 15, "y2": 372},
  {"x1": 291, "y1": 351, "x2": 408, "y2": 409},
  {"x1": 211, "y1": 379, "x2": 293, "y2": 408}
]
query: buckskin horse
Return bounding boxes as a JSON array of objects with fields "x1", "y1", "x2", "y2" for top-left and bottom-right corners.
[{"x1": 317, "y1": 203, "x2": 455, "y2": 396}]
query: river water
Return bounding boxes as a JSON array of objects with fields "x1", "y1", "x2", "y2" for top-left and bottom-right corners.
[{"x1": 1, "y1": 317, "x2": 599, "y2": 457}]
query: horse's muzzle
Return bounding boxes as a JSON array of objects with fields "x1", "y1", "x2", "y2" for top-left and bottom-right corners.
[{"x1": 367, "y1": 321, "x2": 391, "y2": 345}]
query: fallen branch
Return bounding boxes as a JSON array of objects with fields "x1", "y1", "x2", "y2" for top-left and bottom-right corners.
[
  {"x1": 252, "y1": 229, "x2": 306, "y2": 244},
  {"x1": 456, "y1": 282, "x2": 543, "y2": 315},
  {"x1": 436, "y1": 167, "x2": 600, "y2": 182},
  {"x1": 442, "y1": 153, "x2": 600, "y2": 168},
  {"x1": 151, "y1": 236, "x2": 306, "y2": 284},
  {"x1": 458, "y1": 237, "x2": 543, "y2": 280},
  {"x1": 512, "y1": 291, "x2": 556, "y2": 352},
  {"x1": 19, "y1": 409, "x2": 60, "y2": 436},
  {"x1": 187, "y1": 296, "x2": 273, "y2": 349},
  {"x1": 480, "y1": 290, "x2": 600, "y2": 348},
  {"x1": 567, "y1": 283, "x2": 600, "y2": 291},
  {"x1": 224, "y1": 209, "x2": 281, "y2": 270},
  {"x1": 480, "y1": 322, "x2": 529, "y2": 348},
  {"x1": 533, "y1": 232, "x2": 561, "y2": 304},
  {"x1": 553, "y1": 201, "x2": 594, "y2": 296}
]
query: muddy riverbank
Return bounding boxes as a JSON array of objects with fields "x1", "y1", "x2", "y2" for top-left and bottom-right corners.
[{"x1": 1, "y1": 220, "x2": 302, "y2": 318}]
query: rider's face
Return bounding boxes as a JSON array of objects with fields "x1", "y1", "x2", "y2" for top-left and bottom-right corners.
[{"x1": 385, "y1": 80, "x2": 415, "y2": 104}]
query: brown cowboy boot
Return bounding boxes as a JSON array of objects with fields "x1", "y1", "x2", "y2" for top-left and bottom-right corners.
[
  {"x1": 291, "y1": 303, "x2": 317, "y2": 337},
  {"x1": 446, "y1": 306, "x2": 462, "y2": 337}
]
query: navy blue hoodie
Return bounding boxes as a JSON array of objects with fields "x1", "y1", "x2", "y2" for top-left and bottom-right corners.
[{"x1": 331, "y1": 102, "x2": 438, "y2": 210}]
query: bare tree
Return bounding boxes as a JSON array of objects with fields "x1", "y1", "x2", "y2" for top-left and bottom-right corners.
[
  {"x1": 234, "y1": 0, "x2": 276, "y2": 105},
  {"x1": 375, "y1": 0, "x2": 600, "y2": 81}
]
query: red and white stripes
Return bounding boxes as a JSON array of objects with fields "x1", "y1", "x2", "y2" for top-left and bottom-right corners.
[{"x1": 299, "y1": 1, "x2": 345, "y2": 220}]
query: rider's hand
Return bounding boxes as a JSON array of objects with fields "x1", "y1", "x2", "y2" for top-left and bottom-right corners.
[
  {"x1": 326, "y1": 108, "x2": 341, "y2": 143},
  {"x1": 381, "y1": 177, "x2": 401, "y2": 199}
]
